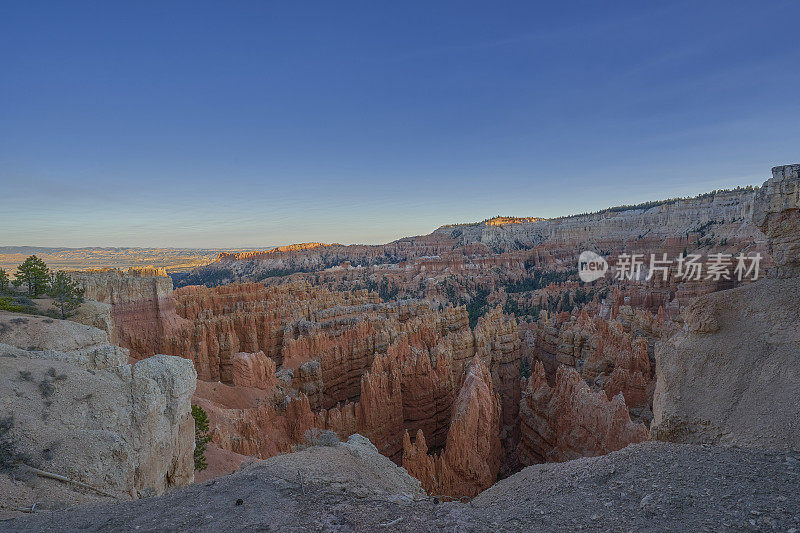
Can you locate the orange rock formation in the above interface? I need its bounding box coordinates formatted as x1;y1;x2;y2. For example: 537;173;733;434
517;362;649;465
402;358;501;498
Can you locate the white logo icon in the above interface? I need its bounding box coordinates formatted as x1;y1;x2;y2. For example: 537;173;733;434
578;251;608;283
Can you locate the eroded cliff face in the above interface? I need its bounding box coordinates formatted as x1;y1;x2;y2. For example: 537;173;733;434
175;186;767;339
522;306;672;423
185;187;763;286
402;358;501;498
517;362;649;464
187;296;514;472
436;188;760;249
753;164;800;278
70;268;183;356
652;164;800;449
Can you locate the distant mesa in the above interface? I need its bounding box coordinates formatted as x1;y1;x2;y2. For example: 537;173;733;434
217;242;341;261
485;216;547;226
438;216;547;230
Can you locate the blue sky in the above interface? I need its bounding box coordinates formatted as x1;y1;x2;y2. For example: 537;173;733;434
1;1;799;248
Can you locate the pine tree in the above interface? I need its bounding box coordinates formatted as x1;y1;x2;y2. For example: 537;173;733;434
0;269;8;294
14;256;50;297
192;405;211;471
48;271;85;319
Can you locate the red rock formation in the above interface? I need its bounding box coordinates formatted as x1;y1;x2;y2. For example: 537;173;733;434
351;354;405;460
179;291;519;478
70;269;186;354
394;337;455;450
517;362;648;465
402;358;501;498
474;308;521;474
85;268;649;489
65;176;783;492
525;307;664;415
165;283;378;380
231;351;276;390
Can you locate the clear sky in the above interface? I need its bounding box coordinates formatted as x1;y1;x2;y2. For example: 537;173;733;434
1;1;799;248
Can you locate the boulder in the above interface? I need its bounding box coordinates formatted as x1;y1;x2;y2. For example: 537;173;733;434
0;313;196;499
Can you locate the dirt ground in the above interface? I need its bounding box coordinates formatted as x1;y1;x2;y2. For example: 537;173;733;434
2;440;798;532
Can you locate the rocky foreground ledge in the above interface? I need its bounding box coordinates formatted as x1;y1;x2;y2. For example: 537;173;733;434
2;437;798;532
0;311;197;509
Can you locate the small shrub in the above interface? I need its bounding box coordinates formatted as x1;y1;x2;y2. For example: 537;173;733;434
14;296;34;308
0;297;26;313
0;296;37;315
192;404;211;471
38;379;55;398
0;416;27;470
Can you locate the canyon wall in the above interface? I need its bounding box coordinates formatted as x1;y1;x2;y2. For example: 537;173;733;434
435;188;761;250
186;295;514;478
652;164;800;449
184;186;765;291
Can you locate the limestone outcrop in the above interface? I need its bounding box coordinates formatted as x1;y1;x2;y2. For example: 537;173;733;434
652;164;800;449
184;186;763;290
0;312;128;370
436;187;761;251
0;313;196;499
752;164;800;278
